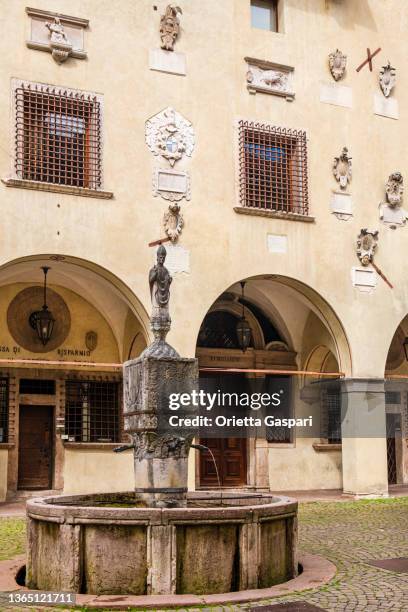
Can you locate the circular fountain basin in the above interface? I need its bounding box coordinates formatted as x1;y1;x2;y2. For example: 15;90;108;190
26;491;298;596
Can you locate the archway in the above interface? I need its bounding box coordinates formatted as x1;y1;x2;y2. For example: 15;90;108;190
0;254;149;497
195;275;350;491
384;322;408;485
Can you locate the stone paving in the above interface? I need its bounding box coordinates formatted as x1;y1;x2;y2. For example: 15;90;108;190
1;496;408;611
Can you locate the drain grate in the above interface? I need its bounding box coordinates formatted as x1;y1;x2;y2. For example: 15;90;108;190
367;557;408;573
252;603;325;611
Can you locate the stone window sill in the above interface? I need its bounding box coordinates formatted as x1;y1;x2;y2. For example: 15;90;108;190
63;442;120;450
234;206;315;223
2;178;113;200
0;443;14;449
313;443;342;452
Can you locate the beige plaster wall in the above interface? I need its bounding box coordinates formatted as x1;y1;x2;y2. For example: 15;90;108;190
63;449;133;494
269;439;342;491
0;450;8;501
1;0;405;495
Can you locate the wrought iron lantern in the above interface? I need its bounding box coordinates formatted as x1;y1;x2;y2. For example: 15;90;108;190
404;337;408;361
29;267;55;346
236;281;251;352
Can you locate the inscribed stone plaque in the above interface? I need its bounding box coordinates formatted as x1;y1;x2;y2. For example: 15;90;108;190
320;83;352;108
352;267;377;291
374;93;399;120
158;170;188;193
153;245;190;274
267;234;288;253
331;192;353;216
149;48;186;76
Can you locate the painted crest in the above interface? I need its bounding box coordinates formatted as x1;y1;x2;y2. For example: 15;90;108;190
145;107;195;166
329;49;347;81
379;62;396;98
85;330;98;352
163;203;184;242
356;229;378;266
333;147;352;189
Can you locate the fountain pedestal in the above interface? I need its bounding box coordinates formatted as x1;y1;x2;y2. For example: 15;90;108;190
124;354;198;508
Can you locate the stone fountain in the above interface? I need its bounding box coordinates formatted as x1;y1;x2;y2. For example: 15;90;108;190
25;245;298;596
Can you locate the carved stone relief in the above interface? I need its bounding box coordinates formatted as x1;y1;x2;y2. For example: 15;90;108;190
26;8;88;62
329;49;347;81
163;203;184;242
153;168;191;202
379;62;396;98
333;147;352;190
160;5;182;51
356;229;378;266
245;57;295;100
379;172;407;227
145;107;194;166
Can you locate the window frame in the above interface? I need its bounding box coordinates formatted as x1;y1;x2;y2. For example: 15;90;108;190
0;378;9;443
11;79;104;193
250;0;279;33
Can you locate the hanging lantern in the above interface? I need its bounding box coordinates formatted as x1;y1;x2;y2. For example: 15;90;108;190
29;267;55;346
236;281;251;352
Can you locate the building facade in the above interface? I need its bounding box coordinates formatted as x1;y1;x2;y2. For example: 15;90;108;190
0;0;407;501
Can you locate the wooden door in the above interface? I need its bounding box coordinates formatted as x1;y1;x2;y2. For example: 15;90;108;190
18;405;53;489
199;437;247;487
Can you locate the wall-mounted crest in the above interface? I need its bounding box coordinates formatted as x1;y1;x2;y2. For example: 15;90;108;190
160;5;182;51
45;17;73;63
145;107;195;166
379;62;396;98
163;203;184;242
356;229;378;266
85;330;98;352
379;172;407;227
329;49;347;81
333;147;352;189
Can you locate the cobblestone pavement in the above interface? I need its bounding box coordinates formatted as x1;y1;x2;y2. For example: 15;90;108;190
240;497;408;612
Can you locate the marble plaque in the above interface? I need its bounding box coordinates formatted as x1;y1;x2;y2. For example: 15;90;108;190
267;234;287;253
320;83;352;108
149;48;186;76
154;245;190;274
352;267;377;291
374;93;399;120
331;192;353;217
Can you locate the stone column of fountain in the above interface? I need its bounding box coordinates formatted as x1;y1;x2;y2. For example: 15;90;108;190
123;245;198;508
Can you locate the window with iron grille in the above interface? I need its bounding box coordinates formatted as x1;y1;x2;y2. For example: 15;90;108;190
0;378;9;443
14;82;102;189
265;376;293;443
238;120;308;215
321;386;342;444
65;381;120;443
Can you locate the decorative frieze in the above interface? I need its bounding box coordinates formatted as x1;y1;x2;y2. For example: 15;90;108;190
245;57;295;100
26;7;88;63
329;49;347;82
145;107;194;167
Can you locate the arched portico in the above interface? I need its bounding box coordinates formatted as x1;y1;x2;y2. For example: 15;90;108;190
0;254;149;501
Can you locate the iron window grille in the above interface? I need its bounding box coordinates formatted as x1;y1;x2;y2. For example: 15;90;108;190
321;387;342;444
19;379;56;395
0;378;9;443
65;380;120;443
15;82;102;189
238;120;309;215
